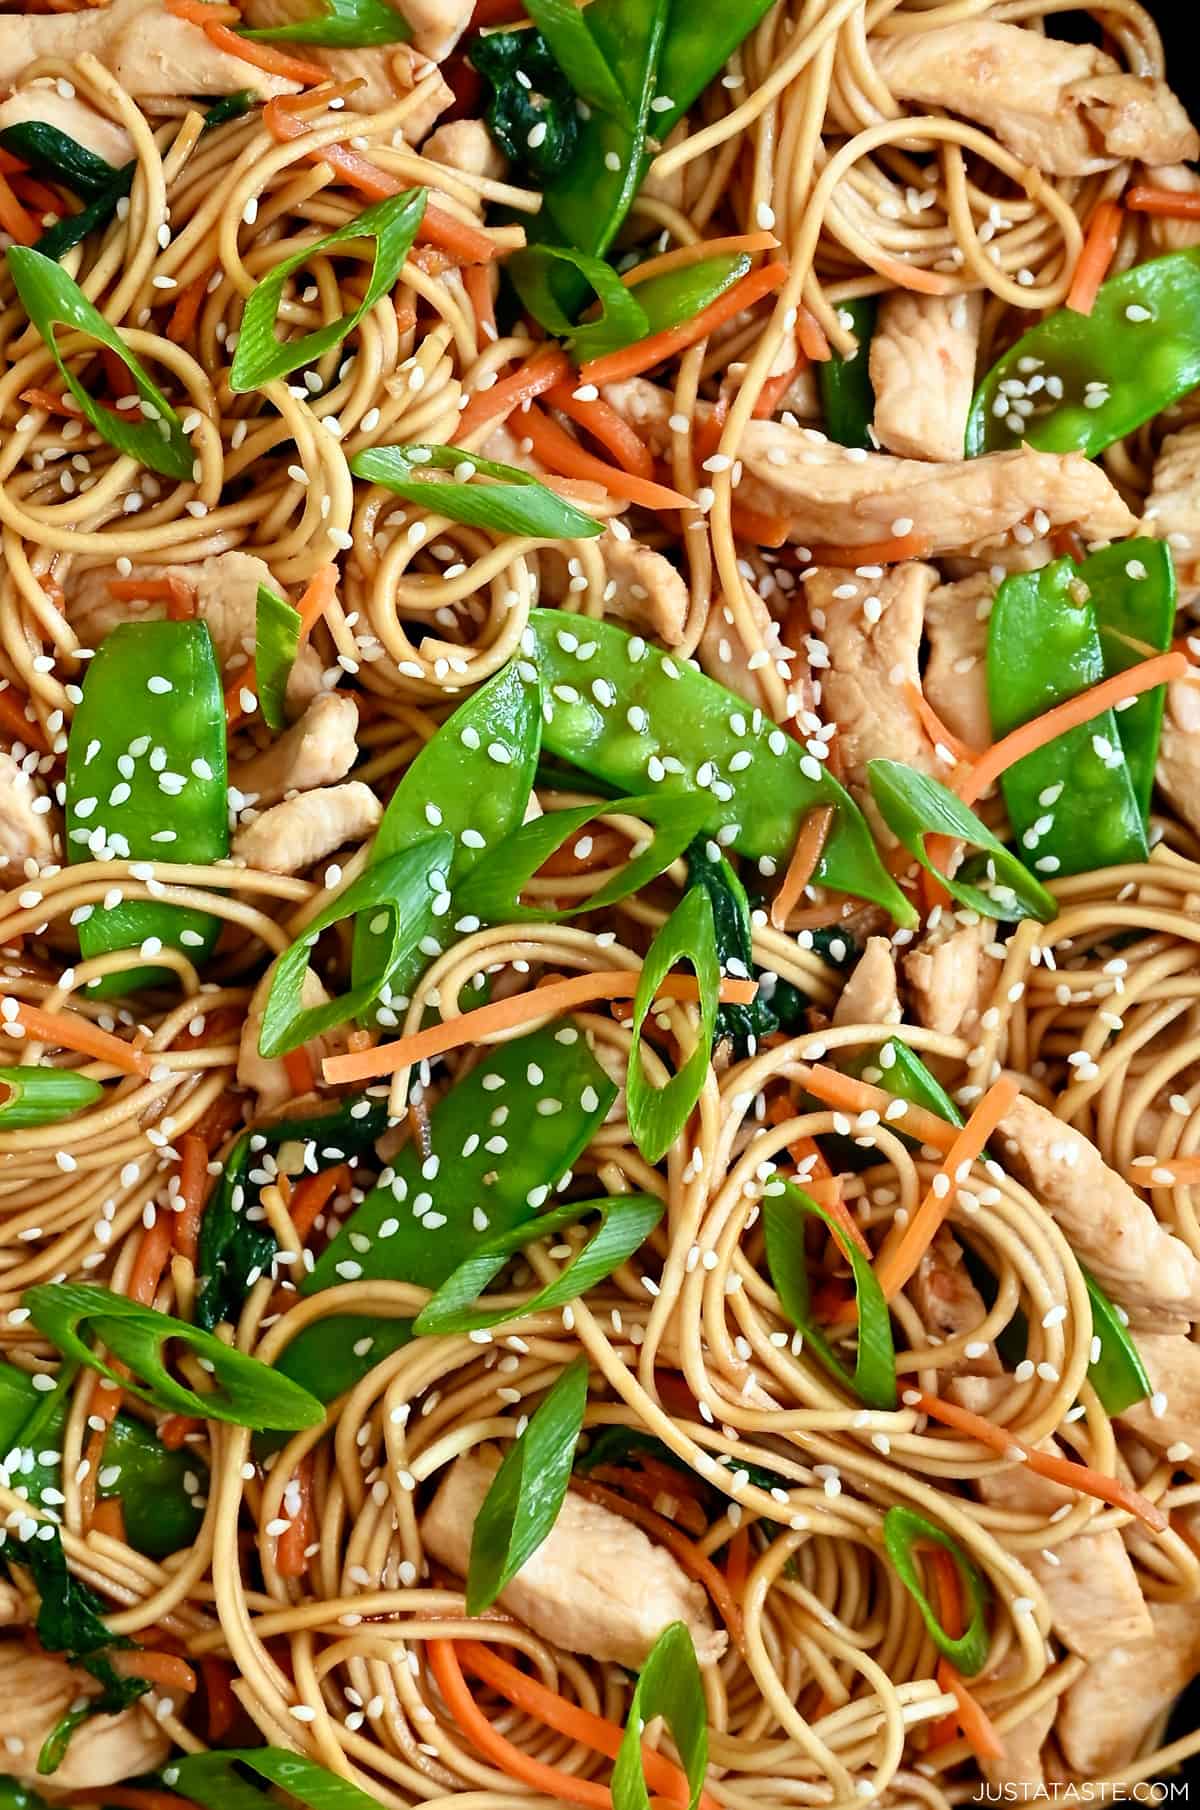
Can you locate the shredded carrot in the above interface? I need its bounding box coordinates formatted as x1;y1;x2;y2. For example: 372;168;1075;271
457;343;571;439
322;971;759;1084
729;504;793;547
108;574;197;622
111;1648;198;1694
464;262;496;344
579;263;789;387
1065;201;1123;315
925;1546;968;1747
0;172;38;246
457;1638;718;1809
873;256;953;296
101;348;139;413
13;175;62;217
524;403;695;511
796;305;833;362
724;1524;751;1595
0;149;25;176
19;384;82;420
159;1414;202;1450
223;657;254;730
129;1212;173;1307
955;651;1188;807
419;202;497;269
274;1453;314;1578
937;1662;1005;1764
912;1390;1167;1531
172;1131;210;1262
904;681;981;765
801;1063;957;1154
89;1496;126;1542
1125;1155;1200;1187
282;1045;316;1096
544;381;655;479
167;271;210;343
752;353;809;419
806;531;933;568
200;1657;238;1742
295;561;338;645
870;1077;1018;1303
165;0;240;19
264;93;396;198
0;684;50;753
288;1162;351;1243
770;805;836;930
204;21;327;83
1126;185;1200;219
8;1003;152;1078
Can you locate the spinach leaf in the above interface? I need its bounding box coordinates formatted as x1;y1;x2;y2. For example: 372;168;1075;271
685;836;806;1054
471;28;578;183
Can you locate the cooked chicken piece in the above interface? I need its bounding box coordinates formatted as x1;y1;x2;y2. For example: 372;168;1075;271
1116;1333;1200;1456
0;750;58;879
0;86;133;167
922;573;993;754
833;936;900;1028
722;331;821;424
241;0;453;127
600;533;689;646
422;118;507;181
943;538;1059;581
873;22;1198;177
230;695;358;807
0;1644;168;1801
696;591;778;709
238;960;339;1114
904;915;1001;1042
422;1450;725;1669
1000;1094;1200;1319
1141;162;1200;253
0;1581;27;1627
810;562;940;838
390;0;473;61
982;1689;1056;1791
233;782;382;876
1156;676;1200;840
1057;1601;1200;1774
909;1228;1001;1375
869;291;982;462
67;552;324;716
1142;425;1200;604
0;0;300;98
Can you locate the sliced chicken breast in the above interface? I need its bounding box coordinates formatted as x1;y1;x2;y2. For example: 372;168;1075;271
1057;1601;1200;1774
0;1645;168;1801
231;694;359;807
0;750;58;879
908;1228;1001;1375
869;291;981;462
0;0;300;98
903;915;1001;1043
233;782;382;876
833;936;900;1028
922;573;993;755
1142;424;1200;605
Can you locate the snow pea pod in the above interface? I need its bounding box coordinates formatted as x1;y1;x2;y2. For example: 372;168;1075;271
527;610;915;924
65;621;228;995
819;297;876;448
967;247;1200;457
987;559;1148;877
1083;537;1176;818
1083;1267;1152;1415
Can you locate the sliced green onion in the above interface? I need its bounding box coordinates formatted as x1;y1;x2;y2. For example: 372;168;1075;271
626;252;750;343
7;248;192;478
414;1194;662;1336
254;583;301;733
202;90;258;132
1083;1267;1152;1415
626;884;719;1165
762;1176;896;1410
867;758;1058;923
882;1505;990;1676
230;187;426;392
350;442;603;539
613;1621;708;1810
0;1067;102;1130
467;1355;588;1615
241;0;410;46
507;242;649;358
24;1283;324;1431
171;1748;386;1810
0;122;122;201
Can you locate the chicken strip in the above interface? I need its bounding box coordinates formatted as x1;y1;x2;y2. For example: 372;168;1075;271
233;782;382;876
0;1645;168;1801
695;591;778;708
423;119;508;182
982;1689;1056;1792
422;1450;725;1669
922;573;993;754
0;85;133;167
999;1093;1200;1319
0;750;58;880
873;22;1197;178
0;0;299;98
1117;1332;1200;1457
1057;1601;1200;1774
903;915;1001;1042
230;694;359;807
1142;424;1200;604
241;0;453;130
869;291;982;462
833;936;900;1028
541;532;689;646
908;1228;1001;1375
1156;675;1200;841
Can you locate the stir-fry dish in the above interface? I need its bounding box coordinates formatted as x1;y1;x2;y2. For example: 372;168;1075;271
4;0;1200;1804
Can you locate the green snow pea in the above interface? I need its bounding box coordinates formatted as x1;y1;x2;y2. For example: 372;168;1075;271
528;610;916;925
819;297;876;448
0;121;133;262
967;247;1200;457
1084;537;1176;818
987;559;1148;877
1083;1267;1152;1415
170;1748;388;1810
65;621;228;995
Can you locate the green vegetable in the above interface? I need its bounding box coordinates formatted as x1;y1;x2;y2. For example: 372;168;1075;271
626;885;718;1164
12;1522;148;1776
1083;1267;1152;1415
25;1284;324;1431
468;1356;588;1614
241;0;410;45
507;242;650;358
351;661;541;1016
867;759;1058;922
967;247;1200;458
761;1176;896;1410
523;0;636;122
0;1781;48;1809
65;621;228;994
0;1067;102;1129
613;1621;708;1810
882;1505;990;1676
986;560;1148;877
0;121;133;263
454;791;711;925
195;1093;388;1332
473;27;580;184
0;1358;201;1557
871;1040;963;1131
819;297;876;448
7;248;192;477
230;187;426;391
684;834;806;1054
201;90;258;132
530;610;916;924
254;584;301;733
414;1193;662;1335
626;254;751;342
350;442;603;539
1080;537;1176;818
170;1748;387;1810
258;838;452;1059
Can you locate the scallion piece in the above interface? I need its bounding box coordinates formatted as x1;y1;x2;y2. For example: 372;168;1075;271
613;1621;708;1810
882;1505;990;1675
0;1067;102;1130
254;583;301;733
626;884;719;1164
240;0;411;46
350;443;604;539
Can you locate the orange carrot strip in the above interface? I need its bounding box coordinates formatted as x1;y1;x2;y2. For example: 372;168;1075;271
729;503;792;547
13;176;63;217
19;385;82;420
0;150;26;176
297;561;338;642
1126;1155;1200;1186
172;1131;210;1261
904;681;981;764
9;1004;152;1078
419;201;497;268
806;531;933;568
165;0;240;19
159;1414;202;1450
201;1657;238;1742
288;1162;351;1243
937;1660;1005;1764
322;972;759;1084
523;403;694;511
806;1174;873;1262
129;1212;173;1306
724;1524;751;1595
956;652;1189;807
204;21;327;84
801;1063;957;1154
578;263;789;387
752;353;809;419
282;1045;315;1095
274;1452;314;1578
90;1496;126;1542
167;271;210;342
873;256;953;296
108;575;197;622
457;344;571;439
912;1390;1167;1532
0;684;50;753
796;306;832;362
1125;185;1200;219
1065;201;1123;316
770;804;835;930
620;232;779;289
111;1649;197;1694
0;172;38;246
464;262;496;343
543;381;655;479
